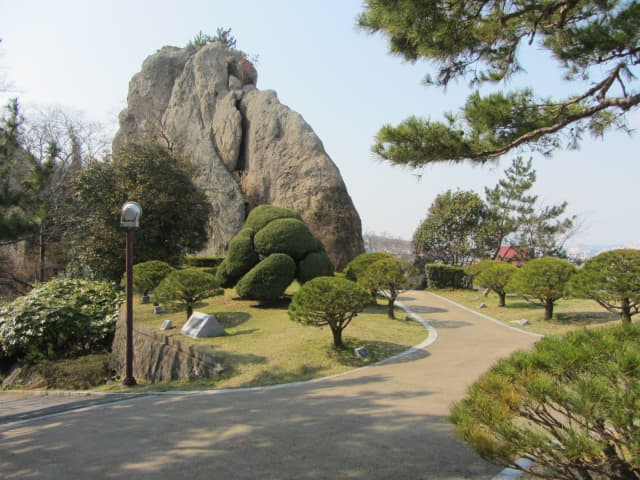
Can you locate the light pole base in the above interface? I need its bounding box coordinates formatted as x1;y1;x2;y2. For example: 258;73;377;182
122;377;137;387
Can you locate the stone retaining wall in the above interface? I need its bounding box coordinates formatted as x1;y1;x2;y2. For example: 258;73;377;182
111;309;224;383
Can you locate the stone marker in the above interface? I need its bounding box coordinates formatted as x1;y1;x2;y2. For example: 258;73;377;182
354;347;369;359
141;295;151;304
478;303;487;309
181;312;226;338
160;320;174;330
153;305;164;314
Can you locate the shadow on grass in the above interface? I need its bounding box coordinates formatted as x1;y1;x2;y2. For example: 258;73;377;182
555;311;619;325
326;339;422;367
215;311;250;329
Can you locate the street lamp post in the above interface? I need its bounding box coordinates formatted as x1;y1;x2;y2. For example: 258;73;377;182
120;201;142;387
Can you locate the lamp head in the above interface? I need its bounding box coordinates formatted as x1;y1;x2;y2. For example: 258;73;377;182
120;201;142;229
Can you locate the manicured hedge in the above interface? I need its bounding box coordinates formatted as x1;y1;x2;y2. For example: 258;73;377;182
425;264;473;289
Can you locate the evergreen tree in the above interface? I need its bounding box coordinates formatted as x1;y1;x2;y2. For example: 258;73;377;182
359;0;640;165
485;157;576;259
413;190;490;266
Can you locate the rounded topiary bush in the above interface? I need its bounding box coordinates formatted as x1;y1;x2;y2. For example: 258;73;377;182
254;218;317;260
132;260;175;295
225;227;259;278
244;205;302;232
297;251;335;284
344;252;394;282
236;253;297;304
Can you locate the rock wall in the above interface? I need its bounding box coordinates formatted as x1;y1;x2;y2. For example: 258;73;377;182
113;43;363;270
111;309;223;383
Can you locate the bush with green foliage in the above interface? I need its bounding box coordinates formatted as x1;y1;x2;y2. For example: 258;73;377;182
220;205;333;302
235;253;296;305
254;218;318;260
474;262;518;307
288;276;371;348
358;257;419;318
507;257;576;320
450;323;640;480
0;279;123;362
425;264;472;289
217;228;259;286
343;252;394;282
297;251;335;284
153;268;222;320
570;249;640;324
131;260;175;296
464;259;502;278
244;205;302;231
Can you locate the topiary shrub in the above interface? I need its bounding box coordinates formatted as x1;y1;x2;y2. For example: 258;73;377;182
132;260;175;296
153;268;223;320
254;218;318;260
297;251;335;284
344;252;394;282
220;205;334;303
506;257;576;320
224;227;260;279
0;279;123;363
244;205;302;232
289;276;371;348
425;264;473;289
236;253;296;304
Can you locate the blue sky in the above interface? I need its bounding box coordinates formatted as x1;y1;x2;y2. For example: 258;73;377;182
1;0;638;247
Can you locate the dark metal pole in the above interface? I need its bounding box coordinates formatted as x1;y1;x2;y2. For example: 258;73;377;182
123;229;137;386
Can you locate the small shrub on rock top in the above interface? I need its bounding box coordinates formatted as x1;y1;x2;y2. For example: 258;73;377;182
236;253;296;304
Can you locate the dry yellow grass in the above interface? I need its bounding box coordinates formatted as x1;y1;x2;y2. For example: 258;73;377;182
432;288;623;336
118;288;428;391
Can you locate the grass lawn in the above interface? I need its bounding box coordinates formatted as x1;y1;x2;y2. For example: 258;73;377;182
103;286;428;392
432;288;623;336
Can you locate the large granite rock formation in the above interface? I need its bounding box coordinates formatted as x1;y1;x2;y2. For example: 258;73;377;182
113;43;363;270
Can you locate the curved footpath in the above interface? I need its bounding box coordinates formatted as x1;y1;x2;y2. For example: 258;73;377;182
0;291;540;480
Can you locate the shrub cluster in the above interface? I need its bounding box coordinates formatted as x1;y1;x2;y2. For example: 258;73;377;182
217;205;334;304
0;279;123;363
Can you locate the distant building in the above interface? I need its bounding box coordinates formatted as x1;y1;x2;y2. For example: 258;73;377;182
495;246;528;266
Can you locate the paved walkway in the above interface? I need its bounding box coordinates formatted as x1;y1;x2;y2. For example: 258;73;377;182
0;291;539;479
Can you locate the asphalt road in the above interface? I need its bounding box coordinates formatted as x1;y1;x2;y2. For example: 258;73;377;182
0;291;540;479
